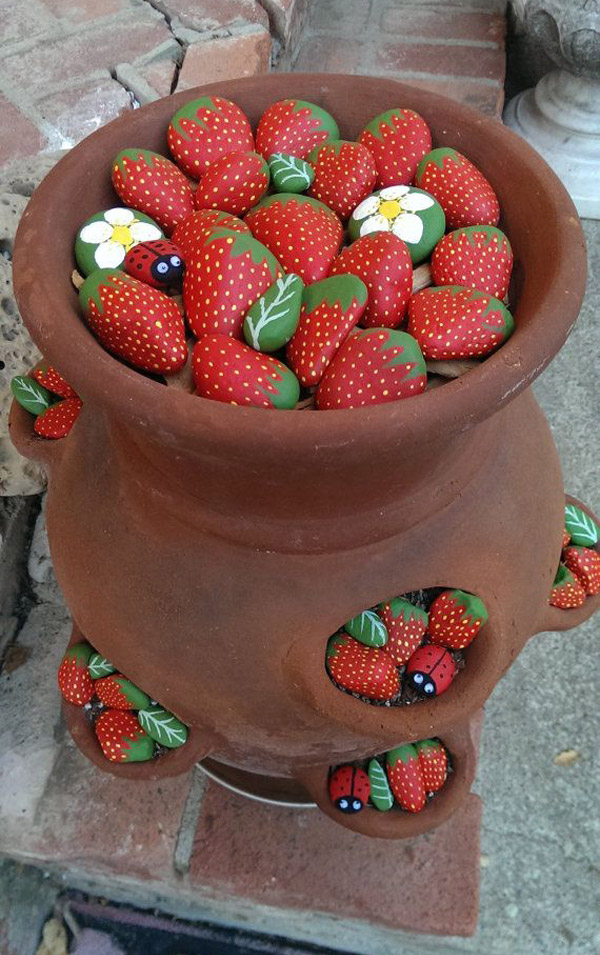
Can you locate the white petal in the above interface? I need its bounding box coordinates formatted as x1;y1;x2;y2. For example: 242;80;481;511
392;213;424;244
130;221;162;242
104;207;135;226
401;191;435;212
79;220;113;244
360;214;391;236
352;195;380;220
95;240;126;269
379;185;410;199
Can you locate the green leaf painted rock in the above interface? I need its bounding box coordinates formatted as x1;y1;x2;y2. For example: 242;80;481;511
243;273;303;352
138;705;188;749
11;376;53;416
345;609;388;647
88;653;117;680
348;185;445;264
565;503;599;547
368;758;394;811
268;153;315;193
75;207;163;276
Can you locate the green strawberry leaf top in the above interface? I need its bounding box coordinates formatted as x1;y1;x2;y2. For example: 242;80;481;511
79;269;130;315
259;361;300;410
243;273;303;352
416;739;442;756
445;286;514;339
368;758;394;811
386;743;418;768
565;503;599;547
268;153;314;193
288;99;340;139
450;224;511;253
205;229;282;276
63;642;94;666
363;108;410;140
121;732;155;762
11;376;53;415
380;596;428;628
248;193;337;216
302;274;367;316
345;609;388;648
553;563;578;587
308;139;353;160
138;705;188;748
170;95;223;138
416;147;463;177
448;589;489;625
379;329;427;380
113;148;166;176
88;653;116;679
326;632;350;664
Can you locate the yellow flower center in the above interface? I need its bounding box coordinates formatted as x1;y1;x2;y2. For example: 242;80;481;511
111;224;134;248
379;199;401;220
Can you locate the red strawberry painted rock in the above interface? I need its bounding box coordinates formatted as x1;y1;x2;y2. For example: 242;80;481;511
415;147;500;230
34;398;83;439
193;335;300;409
184;228;282;339
428;589;488;650
32;365;77;399
358;108;432;188
329;765;371;813
171;208;249;259
95;674;151;711
378;597;428;666
112;148;195;234
562;528;572;548
386;744;427;813
245;194;343;285
550;563;587;608
286;274;367;386
194;151;270;217
562;546;600;596
168;96;254;179
316;328;427;410
124;239;184;289
326;632;400;701
57;643;94;706
79;270;187;374
95;709;155;763
416;739;448;793
255;99;339;160
307;140;377;220
431;226;513;299
328;233;413;328
407;285;514;360
405;645;456;698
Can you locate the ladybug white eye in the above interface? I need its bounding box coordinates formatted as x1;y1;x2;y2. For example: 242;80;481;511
424;682;435;695
338;798;348;810
412;672;424;685
352;799;362;811
170;256;181;267
156;261;169;274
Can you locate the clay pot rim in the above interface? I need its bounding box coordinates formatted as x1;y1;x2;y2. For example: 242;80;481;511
13;72;586;454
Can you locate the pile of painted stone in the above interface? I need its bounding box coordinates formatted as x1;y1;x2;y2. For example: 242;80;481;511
67;95;514;411
11;365;81;439
326;588;487;705
329;738;449;815
57;642;188;763
550;503;600;609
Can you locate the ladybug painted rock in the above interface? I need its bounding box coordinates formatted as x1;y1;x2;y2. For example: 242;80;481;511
329;765;370;814
405;645;456;698
124;239;185;289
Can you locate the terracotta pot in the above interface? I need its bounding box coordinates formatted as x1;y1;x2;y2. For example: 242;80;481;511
9;74;598;840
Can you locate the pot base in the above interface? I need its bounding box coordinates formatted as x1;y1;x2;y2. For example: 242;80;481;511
198;758;316;808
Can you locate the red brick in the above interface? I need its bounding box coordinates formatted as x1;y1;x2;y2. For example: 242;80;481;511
190;784;482;937
380;9;506;45
152;0;268;32
0;97;45;166
1;0;58;43
401;77;505;118
375;41;506;83
292;35;364;73
35;76;131;145
135;59;179;99
261;0;309;45
176;28;271;92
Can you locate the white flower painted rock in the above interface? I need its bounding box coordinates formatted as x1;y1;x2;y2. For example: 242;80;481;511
75;207;163;276
348;186;445;264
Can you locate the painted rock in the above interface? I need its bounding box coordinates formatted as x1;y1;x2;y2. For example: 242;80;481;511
255;99;339;160
194;151;270;217
431;226;513;300
124;239;185;289
245;193;343;285
563;527;572;548
378;597;427;666
95;674;151;711
168;95;254;179
286;274;367;386
111;148;195;234
326;632;400;701
184;228;282;339
307;140;377;220
344;608;388;648
79;270;187;374
550;563;587;609
405;645;456;698
564;503;599;547
243;273;303;352
193;335;300;409
88;653;117;679
171;208;249;259
34;398;82;439
95;709;155;763
138;705;188;748
11;375;53;416
386;744;427;813
368;758;394;811
329;765;371;814
268;153;314;193
75;207;163;276
562;546;600;596
57;643;94;706
415;147;500;230
348;186;444;264
428;589;488;650
408;285;514;360
32;366;77;399
328;233;412;328
316;328;427;410
358;107;432;188
416;739;448;793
